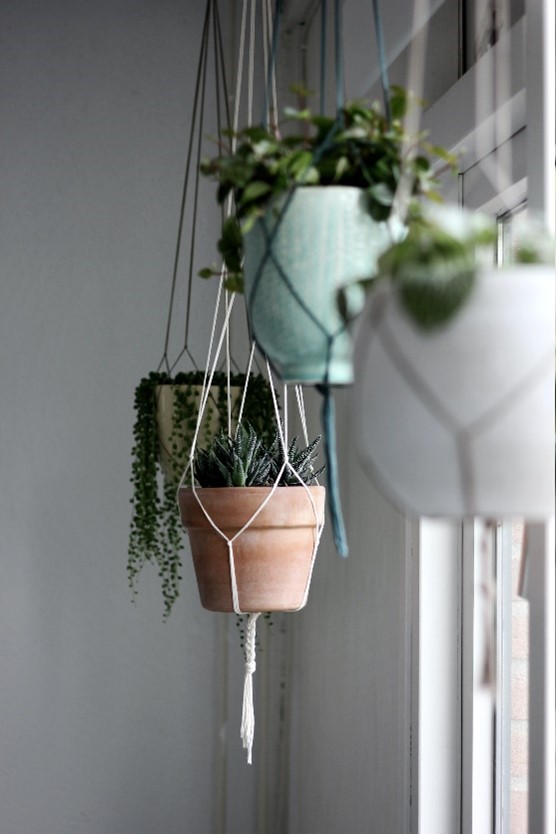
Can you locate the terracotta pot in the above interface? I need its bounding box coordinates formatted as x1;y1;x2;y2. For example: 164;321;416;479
179;486;326;612
352;265;554;518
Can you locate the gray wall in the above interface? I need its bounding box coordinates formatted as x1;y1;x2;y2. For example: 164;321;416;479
0;1;462;832
0;2;225;831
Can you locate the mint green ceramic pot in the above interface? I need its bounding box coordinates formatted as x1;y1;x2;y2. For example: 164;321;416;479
243;186;393;385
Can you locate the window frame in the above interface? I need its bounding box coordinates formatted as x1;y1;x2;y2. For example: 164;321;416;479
415;8;555;832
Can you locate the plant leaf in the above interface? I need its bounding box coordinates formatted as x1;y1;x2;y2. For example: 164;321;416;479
198;267;215;279
240;180;273;206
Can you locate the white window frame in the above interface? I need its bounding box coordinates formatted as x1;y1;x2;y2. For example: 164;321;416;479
414;3;555;831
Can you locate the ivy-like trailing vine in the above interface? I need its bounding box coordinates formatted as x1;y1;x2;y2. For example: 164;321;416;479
127;371;276;618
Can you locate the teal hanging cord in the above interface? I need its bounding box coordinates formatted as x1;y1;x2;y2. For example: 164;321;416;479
371;0;391;124
317;384;349;558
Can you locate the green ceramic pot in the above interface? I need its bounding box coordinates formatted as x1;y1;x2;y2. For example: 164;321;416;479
243;186;393;385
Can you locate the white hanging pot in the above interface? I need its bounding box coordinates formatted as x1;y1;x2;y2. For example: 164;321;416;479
243;186;394;385
352;264;554;518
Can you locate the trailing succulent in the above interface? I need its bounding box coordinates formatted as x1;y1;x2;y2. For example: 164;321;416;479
199;86;456;292
127;371;276;618
193;422;325;488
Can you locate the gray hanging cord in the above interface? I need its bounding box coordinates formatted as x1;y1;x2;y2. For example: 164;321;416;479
159;0;213;372
183;12;211;351
214;1;233;152
319;0;327;114
262;0;283;129
215;0;253;371
333;0;345;119
371;0;391;124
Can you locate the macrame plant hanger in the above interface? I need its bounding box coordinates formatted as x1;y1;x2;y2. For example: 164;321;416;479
157;0;249;398
178;0;325;765
365;0;538;694
243;0;395;559
156;0;270;471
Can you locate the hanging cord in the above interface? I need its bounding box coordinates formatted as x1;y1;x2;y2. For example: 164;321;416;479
319;0;327;114
241;612;261;764
333;0;345;119
246;220;349;556
246;2;352;556
390;0;429;224
371;0;391;124
262;0;270;115
231;0;249;142
248;0;256;123
235;341;257;433
157;0;244;376
158;0;213;372
214;2;234;169
265;0;279;125
262;0;283;129
316;384;348;557
182;365;323;765
181;350;324;764
182;18;212;355
295;384;310;446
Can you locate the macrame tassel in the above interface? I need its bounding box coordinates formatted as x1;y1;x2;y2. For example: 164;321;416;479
240;612;260;764
317;385;349;557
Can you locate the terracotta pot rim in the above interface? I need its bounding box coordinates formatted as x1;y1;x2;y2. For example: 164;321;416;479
179;484;326;530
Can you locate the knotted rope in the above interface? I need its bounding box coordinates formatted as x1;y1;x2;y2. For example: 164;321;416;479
240;612;261;763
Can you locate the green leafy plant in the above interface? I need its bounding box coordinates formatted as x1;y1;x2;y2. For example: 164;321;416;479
356;205;498;330
194;422;274;487
127;371;276;617
199;87;456;291
269;433;325;486
380;208;496;329
193;422;324;488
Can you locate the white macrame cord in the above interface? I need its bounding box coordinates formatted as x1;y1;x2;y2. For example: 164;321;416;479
176;0;325;766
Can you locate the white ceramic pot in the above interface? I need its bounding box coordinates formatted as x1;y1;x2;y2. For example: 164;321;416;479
352;265;554;518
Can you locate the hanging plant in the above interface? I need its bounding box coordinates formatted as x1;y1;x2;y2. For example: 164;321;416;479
199;89;456;352
180;421;325;613
180;420;326;763
199;86;455;555
127;371;276;617
349;206;555;518
200;87;454;293
339;203;499;330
